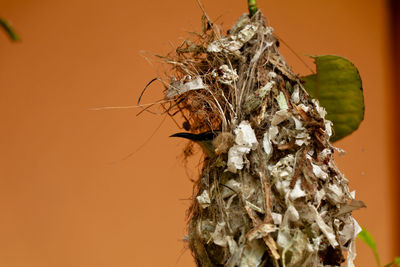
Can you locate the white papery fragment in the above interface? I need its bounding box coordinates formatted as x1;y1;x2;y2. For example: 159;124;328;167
318;148;332;162
227;121;258;173
295;132;309;146
346;218;362;267
271;109;290;126
353;218;362;236
268;125;279;144
271;213;283;225
225;238;241;267
276;92;289;110
227;236;239;255
311;163;329;180
238;24;258;42
270;155;294;179
312;99;327;118
307;155;329;180
337;217;355;246
309;205;338;247
241;173;257;199
268;71;277;79
259;81;274;96
289;179;306;200
207;24;258;53
293;116;303;129
307;236;322;253
247;223;278;241
275;179;291;197
270;155;295;196
212;222;228;246
262;131;273;158
234;121;258;149
197;190;211;208
207;38;241;53
212;65;239;84
166;77;207;99
291;84;300;104
239;240;266;267
347;240;357;267
298;104;310;113
315;189;326;207
264;26;274;35
227;145;251;173
325;120;333;137
333;146;347;155
277;227;291;250
326;183;344;203
285;205;300;222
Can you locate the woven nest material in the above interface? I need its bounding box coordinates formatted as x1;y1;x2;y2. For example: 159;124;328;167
160;11;364;267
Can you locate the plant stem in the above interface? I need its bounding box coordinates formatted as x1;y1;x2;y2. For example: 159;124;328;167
0;18;20;41
248;0;258;17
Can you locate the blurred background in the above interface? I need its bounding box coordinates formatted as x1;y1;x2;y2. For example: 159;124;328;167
0;0;398;266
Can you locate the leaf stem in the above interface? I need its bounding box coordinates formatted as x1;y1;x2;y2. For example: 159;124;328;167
248;0;258;17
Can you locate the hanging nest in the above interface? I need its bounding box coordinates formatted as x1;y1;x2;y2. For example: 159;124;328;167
159;10;364;267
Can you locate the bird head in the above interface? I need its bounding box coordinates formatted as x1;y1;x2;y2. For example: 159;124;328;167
170;131;219;157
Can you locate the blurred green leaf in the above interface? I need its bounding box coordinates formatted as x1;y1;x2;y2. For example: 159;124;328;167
358;228;381;267
384;257;400;267
0;17;20;41
302;55;364;142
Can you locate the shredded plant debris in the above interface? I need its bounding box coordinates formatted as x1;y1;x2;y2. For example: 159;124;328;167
160;10;364;267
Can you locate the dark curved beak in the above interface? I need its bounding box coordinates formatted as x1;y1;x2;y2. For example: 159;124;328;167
169;131;218;141
169;132;199;141
170;132;218;158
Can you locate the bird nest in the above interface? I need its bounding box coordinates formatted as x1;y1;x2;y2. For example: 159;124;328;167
158;10;364;267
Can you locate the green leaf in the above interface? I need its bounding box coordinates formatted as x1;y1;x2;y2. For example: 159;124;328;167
384;257;400;267
301;55;364;142
0;17;20;41
358;228;381;267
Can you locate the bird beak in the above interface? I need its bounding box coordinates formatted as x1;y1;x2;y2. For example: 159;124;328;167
169;132;217;158
169;132;198;141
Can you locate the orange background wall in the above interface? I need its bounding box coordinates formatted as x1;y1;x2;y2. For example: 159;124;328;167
0;0;396;266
